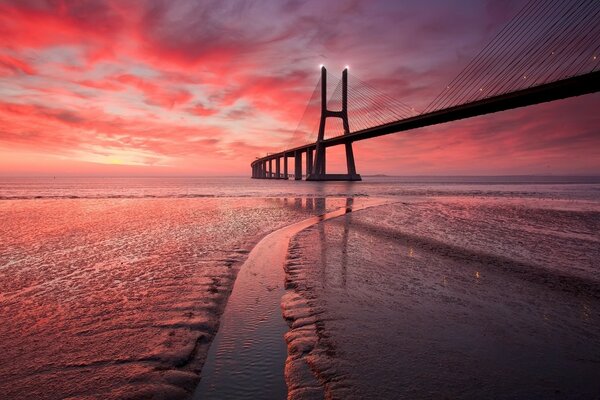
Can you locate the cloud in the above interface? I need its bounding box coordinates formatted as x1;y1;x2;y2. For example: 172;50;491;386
111;73;193;109
0;0;597;175
188;103;219;117
0;54;37;76
0;100;225;161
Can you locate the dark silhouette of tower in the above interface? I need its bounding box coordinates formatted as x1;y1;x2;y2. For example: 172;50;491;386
307;66;361;181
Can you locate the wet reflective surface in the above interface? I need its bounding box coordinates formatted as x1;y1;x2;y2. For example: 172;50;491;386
284;197;600;399
1;177;599;399
0;197;343;399
193;198;383;400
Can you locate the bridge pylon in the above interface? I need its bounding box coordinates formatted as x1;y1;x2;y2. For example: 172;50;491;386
306;66;361;181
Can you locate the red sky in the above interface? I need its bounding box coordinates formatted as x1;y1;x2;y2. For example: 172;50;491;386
0;0;598;176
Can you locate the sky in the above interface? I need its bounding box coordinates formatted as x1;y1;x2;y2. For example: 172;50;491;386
0;0;598;176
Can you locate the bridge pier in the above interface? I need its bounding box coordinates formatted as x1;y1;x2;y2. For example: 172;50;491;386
306;149;313;177
275;157;281;179
283;154;289;179
294;151;302;180
307;67;361;181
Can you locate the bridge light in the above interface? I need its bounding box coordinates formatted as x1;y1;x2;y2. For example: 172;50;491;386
479;88;483;91
594;55;597;60
344;65;349;71
319;64;324;69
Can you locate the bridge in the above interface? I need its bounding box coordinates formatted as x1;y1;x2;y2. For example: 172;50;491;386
251;0;600;181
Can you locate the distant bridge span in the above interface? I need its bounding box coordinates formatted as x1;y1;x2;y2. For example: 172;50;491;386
251;0;600;181
251;69;599;181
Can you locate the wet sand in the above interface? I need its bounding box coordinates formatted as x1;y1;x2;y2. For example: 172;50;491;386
193;197;389;399
2;189;599;399
283;197;600;399
0;197;346;399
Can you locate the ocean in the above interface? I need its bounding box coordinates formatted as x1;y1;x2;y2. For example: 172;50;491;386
1;175;600;200
0;176;599;399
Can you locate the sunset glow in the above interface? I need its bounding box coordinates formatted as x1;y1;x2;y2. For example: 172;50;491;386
1;2;600;399
0;0;598;176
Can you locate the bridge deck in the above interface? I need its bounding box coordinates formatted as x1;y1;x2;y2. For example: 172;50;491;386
252;71;599;167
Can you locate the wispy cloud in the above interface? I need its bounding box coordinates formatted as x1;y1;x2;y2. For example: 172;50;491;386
0;0;597;175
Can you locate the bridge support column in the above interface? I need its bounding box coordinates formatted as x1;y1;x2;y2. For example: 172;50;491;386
307;67;361;181
283;154;289;179
261;161;266;178
345;142;357;176
294;151;302;180
306;149;313;177
267;159;271;178
276;157;281;179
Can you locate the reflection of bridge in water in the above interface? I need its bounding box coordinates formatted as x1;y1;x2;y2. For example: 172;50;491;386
272;197;355;289
251;0;600;181
273;195;600;296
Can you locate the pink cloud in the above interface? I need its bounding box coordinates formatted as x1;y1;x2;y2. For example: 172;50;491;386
0;0;597;176
188;103;218;117
112;74;192;109
0;54;37;76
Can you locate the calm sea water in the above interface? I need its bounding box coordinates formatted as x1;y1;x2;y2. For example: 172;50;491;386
1;175;599;199
1;176;599;399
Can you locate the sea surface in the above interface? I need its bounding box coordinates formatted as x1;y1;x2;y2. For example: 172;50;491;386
1;175;600;200
0;176;599;399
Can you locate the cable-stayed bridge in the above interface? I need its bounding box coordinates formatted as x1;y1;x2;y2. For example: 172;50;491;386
251;0;600;181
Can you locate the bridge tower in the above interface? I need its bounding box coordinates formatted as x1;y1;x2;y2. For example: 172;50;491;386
307;66;361;181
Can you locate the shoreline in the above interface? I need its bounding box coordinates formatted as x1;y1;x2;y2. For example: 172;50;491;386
193;197;392;399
